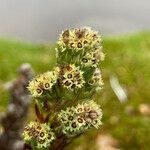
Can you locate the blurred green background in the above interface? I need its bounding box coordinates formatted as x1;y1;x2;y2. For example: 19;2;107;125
0;32;150;149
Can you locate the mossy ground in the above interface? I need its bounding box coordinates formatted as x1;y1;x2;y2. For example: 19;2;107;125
0;32;150;149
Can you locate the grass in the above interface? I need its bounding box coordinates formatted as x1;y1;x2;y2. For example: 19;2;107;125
0;32;150;149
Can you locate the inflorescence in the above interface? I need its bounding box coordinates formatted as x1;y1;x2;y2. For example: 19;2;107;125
28;68;59;97
57;27;101;52
58;100;102;136
23;122;55;149
23;27;105;149
59;64;85;91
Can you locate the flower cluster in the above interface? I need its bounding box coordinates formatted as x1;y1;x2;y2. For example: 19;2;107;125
28;68;59;97
59;64;85;91
22;122;55;149
57;27;101;52
24;27;105;149
58;100;102;136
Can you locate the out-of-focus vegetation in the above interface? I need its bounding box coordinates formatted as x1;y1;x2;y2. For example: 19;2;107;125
0;32;150;149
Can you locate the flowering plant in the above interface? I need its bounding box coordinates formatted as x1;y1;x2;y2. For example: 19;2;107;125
23;27;105;150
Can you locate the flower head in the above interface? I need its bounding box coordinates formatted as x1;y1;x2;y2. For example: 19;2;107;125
59;64;85;91
28;68;59;97
57;27;101;52
22;122;55;149
58;100;102;136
